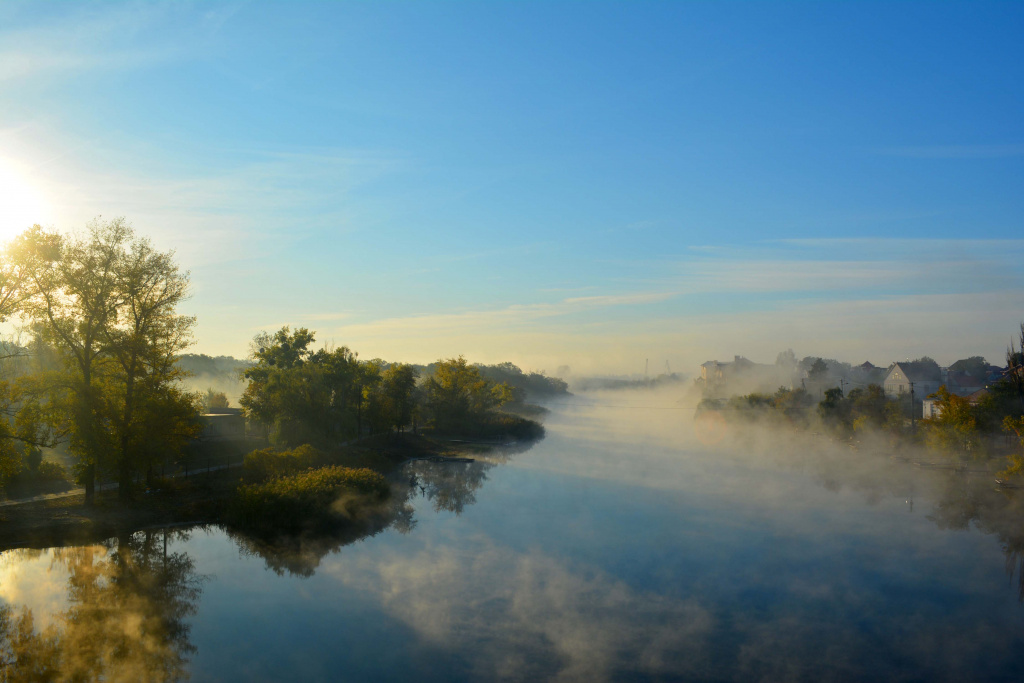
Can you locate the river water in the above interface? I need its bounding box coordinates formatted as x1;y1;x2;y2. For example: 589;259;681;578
3;392;1024;682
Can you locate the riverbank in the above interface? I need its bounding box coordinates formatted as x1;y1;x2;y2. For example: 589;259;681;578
0;432;499;550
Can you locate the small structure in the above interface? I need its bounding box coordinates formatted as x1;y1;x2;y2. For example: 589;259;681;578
200;408;246;441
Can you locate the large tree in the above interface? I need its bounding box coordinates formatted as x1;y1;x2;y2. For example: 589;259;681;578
13;219;199;501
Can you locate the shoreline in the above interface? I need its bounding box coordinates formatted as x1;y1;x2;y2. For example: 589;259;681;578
0;432;523;552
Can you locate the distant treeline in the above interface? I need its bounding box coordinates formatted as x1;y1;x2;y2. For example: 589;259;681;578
423;361;569;402
179;354;570;409
177;353;250;379
573;373;686;392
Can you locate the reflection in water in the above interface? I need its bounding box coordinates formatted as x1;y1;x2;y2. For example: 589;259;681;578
0;529;204;682
227;509;406;579
325;538;714;681
409;460;495;515
5;398;1024;681
227;445;533;578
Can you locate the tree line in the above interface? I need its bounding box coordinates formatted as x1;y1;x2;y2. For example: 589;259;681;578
239;326;543;447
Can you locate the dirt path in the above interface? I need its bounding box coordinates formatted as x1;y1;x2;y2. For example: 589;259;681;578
0;461;243;508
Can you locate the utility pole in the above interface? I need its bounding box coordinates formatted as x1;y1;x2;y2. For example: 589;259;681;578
909;380;916;430
838;378;848;397
644;358;649;379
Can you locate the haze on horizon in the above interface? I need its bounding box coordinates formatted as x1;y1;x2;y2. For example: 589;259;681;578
1;1;1022;375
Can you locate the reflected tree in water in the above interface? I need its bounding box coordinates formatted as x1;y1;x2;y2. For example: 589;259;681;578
410;460;495;515
0;528;204;682
228;485;417;578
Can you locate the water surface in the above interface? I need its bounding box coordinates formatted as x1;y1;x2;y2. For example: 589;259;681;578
3;394;1024;682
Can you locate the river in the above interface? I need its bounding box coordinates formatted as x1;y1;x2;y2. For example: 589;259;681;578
2;392;1024;682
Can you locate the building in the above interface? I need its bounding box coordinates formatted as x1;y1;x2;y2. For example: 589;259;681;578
200;408;246;441
882;361;942;402
698;356;787;396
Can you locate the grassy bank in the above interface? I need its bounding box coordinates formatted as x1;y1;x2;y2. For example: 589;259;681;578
0;430;536;550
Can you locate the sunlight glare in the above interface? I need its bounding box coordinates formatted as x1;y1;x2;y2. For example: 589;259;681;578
0;158;49;241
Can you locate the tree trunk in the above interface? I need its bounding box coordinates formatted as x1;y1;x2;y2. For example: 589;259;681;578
83;463;95;505
118;458;132;502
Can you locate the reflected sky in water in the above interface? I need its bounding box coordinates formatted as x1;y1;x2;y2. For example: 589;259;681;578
3;392;1024;681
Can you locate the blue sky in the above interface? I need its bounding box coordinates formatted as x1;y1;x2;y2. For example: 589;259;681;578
1;1;1022;373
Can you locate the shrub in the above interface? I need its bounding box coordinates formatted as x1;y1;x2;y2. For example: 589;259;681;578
36;461;67;482
242;444;323;483
231;466;389;535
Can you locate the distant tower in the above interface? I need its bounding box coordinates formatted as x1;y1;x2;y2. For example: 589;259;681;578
645;358;649;378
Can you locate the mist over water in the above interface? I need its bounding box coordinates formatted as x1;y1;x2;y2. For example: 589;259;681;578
4;389;1024;681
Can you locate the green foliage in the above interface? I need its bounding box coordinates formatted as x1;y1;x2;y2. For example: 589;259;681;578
242;444;324;483
474;362;569;400
998;416;1024;479
807;358;828;380
36;460;67;481
922;386;983;455
817;384;903;436
203;388;230;411
724;383;904;437
240;327;362;446
425;356;514;432
231;466;390;535
363;363;418;434
8;219;200;500
720;386;815;426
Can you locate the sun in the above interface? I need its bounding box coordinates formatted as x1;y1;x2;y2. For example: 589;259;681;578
0;158;50;241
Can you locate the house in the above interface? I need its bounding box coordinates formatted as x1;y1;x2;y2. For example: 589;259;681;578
698;356;786;396
852;361;886;386
944;371;984;397
883;361;942;401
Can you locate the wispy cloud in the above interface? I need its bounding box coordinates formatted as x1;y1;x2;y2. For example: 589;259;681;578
0;4;196;83
331;290;677;339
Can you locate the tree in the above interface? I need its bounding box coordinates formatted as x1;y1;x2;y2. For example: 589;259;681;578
425;357;512;431
808;358;828;380
1007;323;1024;411
912;356;941;371
13;219;199;501
776;349;797;367
203;388;230;411
922;386;980;455
240;327;362;445
818;387;849;429
378;363;418;434
13;222;126;501
102;231;199;498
